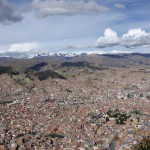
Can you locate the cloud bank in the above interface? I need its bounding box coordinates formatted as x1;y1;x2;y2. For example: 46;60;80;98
7;42;40;52
0;0;22;23
95;28;150;48
32;0;109;17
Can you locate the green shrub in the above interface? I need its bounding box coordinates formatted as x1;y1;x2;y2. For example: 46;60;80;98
132;136;150;150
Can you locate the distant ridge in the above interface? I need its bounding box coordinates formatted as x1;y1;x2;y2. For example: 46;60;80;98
0;50;150;59
0;53;150;70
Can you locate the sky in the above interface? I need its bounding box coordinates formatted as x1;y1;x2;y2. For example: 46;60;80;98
0;0;150;56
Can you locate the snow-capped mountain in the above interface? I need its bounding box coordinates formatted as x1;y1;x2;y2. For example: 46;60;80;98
0;49;132;59
0;51;87;59
36;52;80;57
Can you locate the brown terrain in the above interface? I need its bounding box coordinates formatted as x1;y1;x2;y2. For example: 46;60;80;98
0;53;150;150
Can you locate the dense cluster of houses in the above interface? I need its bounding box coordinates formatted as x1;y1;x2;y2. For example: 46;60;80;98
0;68;150;149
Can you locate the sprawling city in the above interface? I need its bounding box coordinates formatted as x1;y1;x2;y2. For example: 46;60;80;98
0;53;150;149
0;0;150;149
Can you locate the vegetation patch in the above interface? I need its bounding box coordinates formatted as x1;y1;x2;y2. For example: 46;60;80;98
35;70;66;81
107;109;131;125
0;66;12;75
132;136;150;150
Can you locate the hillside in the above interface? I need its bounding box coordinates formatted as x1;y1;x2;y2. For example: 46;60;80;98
0;53;150;72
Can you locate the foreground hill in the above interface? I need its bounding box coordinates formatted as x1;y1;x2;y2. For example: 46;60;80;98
0;64;150;149
0;53;150;149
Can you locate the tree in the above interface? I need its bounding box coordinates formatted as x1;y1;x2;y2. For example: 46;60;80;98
132;136;150;150
106;116;109;122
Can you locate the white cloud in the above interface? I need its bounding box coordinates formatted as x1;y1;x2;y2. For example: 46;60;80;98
111;50;132;54
95;28;120;48
114;3;126;9
0;0;22;23
32;0;109;17
95;28;150;48
122;28;150;48
7;42;40;52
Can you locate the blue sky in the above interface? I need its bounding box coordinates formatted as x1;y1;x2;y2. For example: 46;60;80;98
0;0;150;55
